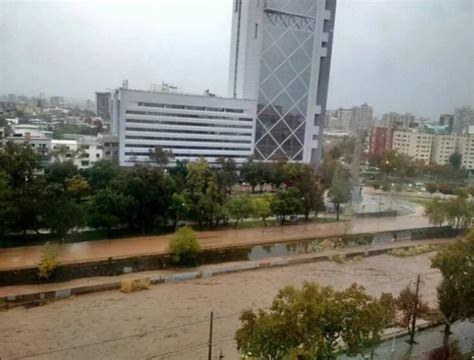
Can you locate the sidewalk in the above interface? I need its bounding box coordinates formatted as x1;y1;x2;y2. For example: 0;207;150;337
0;238;450;303
0;210;431;271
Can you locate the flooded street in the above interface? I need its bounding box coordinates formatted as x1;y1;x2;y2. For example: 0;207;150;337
0;203;430;271
0;253;442;360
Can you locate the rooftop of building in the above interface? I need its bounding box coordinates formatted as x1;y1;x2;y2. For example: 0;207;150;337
115;87;256;103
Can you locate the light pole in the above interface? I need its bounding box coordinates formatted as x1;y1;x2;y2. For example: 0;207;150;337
175;202;185;232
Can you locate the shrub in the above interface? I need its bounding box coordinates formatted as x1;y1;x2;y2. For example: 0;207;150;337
389;245;438;257
169;226;201;265
120;278;150;293
372;181;382;190
425;182;438;194
37;242;59;279
352;255;364;262
329;254;346;263
438;184;454;195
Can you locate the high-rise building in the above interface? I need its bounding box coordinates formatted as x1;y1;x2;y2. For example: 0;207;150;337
382;112;417;129
352;103;373;130
228;0;337;166
439;114;454;133
452;107;474;134
96;92;111;120
49;96;64;107
335;107;353;131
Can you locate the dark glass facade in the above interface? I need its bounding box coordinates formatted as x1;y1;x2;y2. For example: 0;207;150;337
254;0;317;160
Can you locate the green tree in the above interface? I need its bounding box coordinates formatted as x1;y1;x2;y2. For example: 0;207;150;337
423;199;447;226
448;152;462;170
83;159;120;190
328;165;351;220
432;233;474;345
46;161;79;184
216;156;238;195
226;195;254;228
168;159;188;192
235;282;395;360
149;145;174;168
270;187;303;225
169;226;201;265
0;141;43;235
42;183;85;238
0;171;12;236
395;283;430;345
290;165;325;220
114;164;175;232
444;194;472;228
240;157;262;193
184;158;224;229
318;158;339;188
65;174;91;201
252;194;273;226
87;188;135;236
0;140;39;187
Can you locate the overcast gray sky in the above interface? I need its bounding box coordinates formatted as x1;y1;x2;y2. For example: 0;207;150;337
1;0;473;119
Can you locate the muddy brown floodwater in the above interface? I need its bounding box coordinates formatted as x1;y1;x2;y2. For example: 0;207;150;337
0;253;441;360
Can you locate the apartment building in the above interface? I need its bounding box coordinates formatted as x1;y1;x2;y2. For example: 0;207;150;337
392;131;433;164
369;127;394;156
456;134;474;170
431;134;457;165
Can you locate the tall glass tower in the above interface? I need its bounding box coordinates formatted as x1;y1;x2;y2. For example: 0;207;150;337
228;0;336;166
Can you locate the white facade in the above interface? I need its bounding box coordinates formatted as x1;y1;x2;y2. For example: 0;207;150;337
392;131;433;164
431;134;457;165
111;88;257;166
455;135;474;170
228;0;337;165
51;136;104;169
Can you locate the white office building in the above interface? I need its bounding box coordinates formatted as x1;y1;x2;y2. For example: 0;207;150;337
228;0;337;165
110;88;257;166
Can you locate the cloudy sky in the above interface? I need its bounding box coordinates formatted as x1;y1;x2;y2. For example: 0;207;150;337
1;0;473;119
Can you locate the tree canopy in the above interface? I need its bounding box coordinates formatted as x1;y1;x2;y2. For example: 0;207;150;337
235;282;395;360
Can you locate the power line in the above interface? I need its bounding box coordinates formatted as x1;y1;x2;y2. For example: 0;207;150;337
10;312;241;360
143;337;236;360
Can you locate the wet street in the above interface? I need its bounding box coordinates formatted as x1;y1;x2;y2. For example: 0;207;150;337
0;202;431;271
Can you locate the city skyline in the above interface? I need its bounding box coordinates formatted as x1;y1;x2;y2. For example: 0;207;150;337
1;0;473;120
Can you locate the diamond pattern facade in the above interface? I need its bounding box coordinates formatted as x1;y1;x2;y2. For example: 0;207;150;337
255;1;317;161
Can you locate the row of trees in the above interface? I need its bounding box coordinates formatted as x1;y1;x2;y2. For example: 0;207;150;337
0;142;352;240
235;234;474;359
424;188;474;228
368;149;468;183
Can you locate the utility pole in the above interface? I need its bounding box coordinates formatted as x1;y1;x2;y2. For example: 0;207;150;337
208;311;214;360
409;275;421;345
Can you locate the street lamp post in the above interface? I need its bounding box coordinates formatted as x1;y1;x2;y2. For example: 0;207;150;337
175;202;185;232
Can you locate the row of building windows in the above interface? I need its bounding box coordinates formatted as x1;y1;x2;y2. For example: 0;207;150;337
124;136;251;144
125;151;249;157
125;119;253;130
125;110;253;122
124;127;251;137
136;102;245;114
